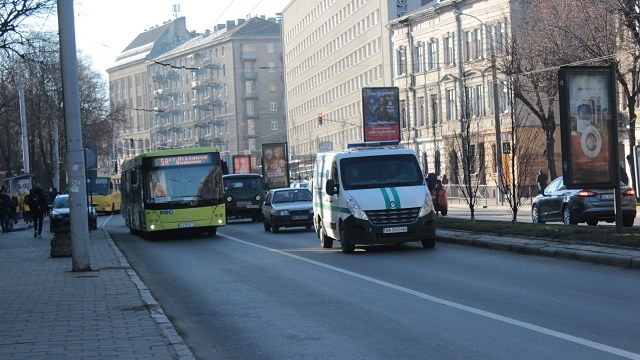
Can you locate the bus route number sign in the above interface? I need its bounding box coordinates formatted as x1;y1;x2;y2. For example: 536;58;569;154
154;154;213;167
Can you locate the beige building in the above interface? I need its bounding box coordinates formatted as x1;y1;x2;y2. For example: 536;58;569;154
282;0;427;178
108;16;285;173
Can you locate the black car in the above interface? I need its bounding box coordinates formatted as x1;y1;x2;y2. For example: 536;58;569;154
262;188;313;233
531;176;636;227
50;194;98;231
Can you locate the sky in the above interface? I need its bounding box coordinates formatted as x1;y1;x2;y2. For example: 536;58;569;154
69;0;291;78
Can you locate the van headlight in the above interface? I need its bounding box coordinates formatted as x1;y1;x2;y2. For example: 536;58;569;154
346;196;368;221
418;191;434;217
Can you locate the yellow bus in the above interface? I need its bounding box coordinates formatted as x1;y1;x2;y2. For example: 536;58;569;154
121;147;226;236
87;174;121;214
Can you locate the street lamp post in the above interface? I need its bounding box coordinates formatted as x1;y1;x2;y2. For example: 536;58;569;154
454;6;504;202
455;9;469;186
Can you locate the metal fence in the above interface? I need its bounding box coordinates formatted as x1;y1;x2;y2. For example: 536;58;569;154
443;184;534;207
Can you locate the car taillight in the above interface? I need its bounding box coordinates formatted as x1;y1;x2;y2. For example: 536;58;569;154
623;188;636;197
576;190;597;197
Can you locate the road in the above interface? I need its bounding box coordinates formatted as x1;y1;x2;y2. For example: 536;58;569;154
104;215;640;360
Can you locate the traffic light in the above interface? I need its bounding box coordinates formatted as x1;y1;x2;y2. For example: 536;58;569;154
318;113;323;125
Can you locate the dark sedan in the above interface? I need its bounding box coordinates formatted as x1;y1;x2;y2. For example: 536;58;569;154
531;176;636;227
262;188;313;233
50;194;98;231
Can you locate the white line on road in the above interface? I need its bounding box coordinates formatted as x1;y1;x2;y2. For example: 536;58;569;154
221;233;640;360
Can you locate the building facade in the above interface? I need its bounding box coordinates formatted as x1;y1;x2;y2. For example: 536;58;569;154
108;16;286;173
282;0;427;178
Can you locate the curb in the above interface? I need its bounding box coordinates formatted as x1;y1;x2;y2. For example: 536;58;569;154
103;229;196;360
436;229;640;269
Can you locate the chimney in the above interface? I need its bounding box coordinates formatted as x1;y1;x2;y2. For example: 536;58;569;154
226;20;235;29
237;19;245;25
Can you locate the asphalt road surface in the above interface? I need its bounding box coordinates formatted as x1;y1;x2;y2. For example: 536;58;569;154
104;215;640;360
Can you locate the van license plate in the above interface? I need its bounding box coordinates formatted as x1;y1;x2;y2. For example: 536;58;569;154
178;222;196;228
383;226;407;234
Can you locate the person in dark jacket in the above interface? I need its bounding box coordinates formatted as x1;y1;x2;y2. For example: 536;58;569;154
0;186;12;233
28;183;48;238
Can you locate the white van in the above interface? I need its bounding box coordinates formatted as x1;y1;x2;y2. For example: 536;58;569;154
312;143;436;253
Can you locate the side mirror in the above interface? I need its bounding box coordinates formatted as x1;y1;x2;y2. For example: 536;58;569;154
325;179;338;196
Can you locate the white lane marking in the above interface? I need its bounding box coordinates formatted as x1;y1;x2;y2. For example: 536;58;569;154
99;214;114;228
220;233;640;360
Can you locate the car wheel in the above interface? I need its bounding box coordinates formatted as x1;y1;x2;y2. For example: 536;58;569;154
623;217;634;227
339;227;355;254
562;206;577;225
271;221;279;233
263;220;271;232
586;220;598;226
532;205;544;224
319;224;333;248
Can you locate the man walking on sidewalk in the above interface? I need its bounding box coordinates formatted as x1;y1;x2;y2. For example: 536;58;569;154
28;183;48;238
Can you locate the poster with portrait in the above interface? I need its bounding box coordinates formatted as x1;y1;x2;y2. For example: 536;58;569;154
559;66;618;188
362;87;401;143
232;155;251;174
261;143;289;189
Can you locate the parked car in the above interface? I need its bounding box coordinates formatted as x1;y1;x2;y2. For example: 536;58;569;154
290;180;310;189
262;188;313;233
531;176;636;227
50;194;98;231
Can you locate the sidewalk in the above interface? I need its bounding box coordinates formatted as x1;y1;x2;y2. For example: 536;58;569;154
439;203;640;269
0;222;194;359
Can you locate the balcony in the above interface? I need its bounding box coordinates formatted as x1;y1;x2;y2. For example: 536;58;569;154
244;112;259;119
244;92;258;100
241;52;257;61
242;71;257;81
210;98;223;108
153;89;166;99
191;99;208;109
191;80;206;90
152;72;166;83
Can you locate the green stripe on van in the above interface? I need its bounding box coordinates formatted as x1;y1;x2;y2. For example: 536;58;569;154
390;187;401;208
379;188;391;209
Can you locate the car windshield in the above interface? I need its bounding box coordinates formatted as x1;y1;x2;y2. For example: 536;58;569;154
224;177;264;191
272;189;312;203
53;197;69;209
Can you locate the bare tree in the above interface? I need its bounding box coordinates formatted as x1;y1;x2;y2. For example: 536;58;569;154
0;0;56;58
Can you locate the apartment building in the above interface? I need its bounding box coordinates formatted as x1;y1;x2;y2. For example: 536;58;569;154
282;0;427;178
108;16;285;172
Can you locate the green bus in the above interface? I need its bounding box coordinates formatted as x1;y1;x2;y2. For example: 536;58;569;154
121;147;226;236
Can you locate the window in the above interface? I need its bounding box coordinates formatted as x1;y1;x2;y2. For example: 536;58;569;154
475;85;485;117
396;46;406;76
417;96;425;127
431;94;438;125
427;41;437;69
414;44;424;73
444;35;455;65
268;62;276;73
270;101;278;111
267;43;275;53
269;81;277;92
445;89;456;120
271;119;278;130
221;46;225;57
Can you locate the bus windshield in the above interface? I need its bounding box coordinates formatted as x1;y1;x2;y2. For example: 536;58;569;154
147;165;223;204
340;154;424;190
87;178;110;195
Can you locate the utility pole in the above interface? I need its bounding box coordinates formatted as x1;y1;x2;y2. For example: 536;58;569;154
18;79;30;175
57;0;91;271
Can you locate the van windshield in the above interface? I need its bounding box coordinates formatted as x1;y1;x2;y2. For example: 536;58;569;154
223;177;264;191
340;154;424;190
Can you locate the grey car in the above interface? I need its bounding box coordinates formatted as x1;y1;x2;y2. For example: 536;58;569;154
531;176;636;227
50;194;98;231
262;188;313;233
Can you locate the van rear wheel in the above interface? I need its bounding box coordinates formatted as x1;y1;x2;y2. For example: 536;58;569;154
319;224;333;248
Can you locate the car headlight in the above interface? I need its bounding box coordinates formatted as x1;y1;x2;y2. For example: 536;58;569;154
276;210;290;216
346;196;368;221
419;191;434;217
51;212;63;219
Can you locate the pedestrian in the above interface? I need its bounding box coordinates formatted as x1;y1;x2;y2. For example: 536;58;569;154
441;174;449;185
10;192;19;230
536;170;548;194
0;186;12;232
28;183;48;238
21;191;32;226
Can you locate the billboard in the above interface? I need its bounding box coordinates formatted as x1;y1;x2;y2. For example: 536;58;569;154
558;66;618;188
261;142;289;189
362;87;401;142
318;141;333;153
232;155;251;174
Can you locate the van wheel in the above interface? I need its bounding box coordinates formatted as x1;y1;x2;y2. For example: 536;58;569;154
271;222;279;233
263;220;271;232
340;228;355;254
421;238;436;249
320;226;333;248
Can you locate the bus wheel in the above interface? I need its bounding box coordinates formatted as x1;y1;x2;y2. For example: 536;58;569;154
207;227;217;236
